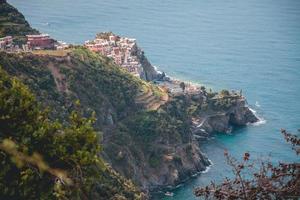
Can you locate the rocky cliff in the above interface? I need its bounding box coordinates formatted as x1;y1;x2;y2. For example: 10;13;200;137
0;1;258;196
0;49;211;193
0;50;258;194
134;47;163;81
0;51;258;195
191;92;258;138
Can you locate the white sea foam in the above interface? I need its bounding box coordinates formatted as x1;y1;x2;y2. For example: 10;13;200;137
248;107;266;126
153;65;163;74
190;159;213;178
201;159;213;174
255;101;261;107
41;22;50;26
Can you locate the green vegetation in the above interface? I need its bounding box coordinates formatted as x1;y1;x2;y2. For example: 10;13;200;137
196;89;241;112
106;94;193;170
0;47;145;125
0;0;256;195
0;47;245;190
32;50;71;57
0;68;143;199
70;47;143;114
0;47;181;187
0;0;39;44
148;153;161;168
96;32;119;41
220;89;230;97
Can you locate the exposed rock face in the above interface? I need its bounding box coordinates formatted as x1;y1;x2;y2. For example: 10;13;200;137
135;47;163;81
0;49;258;195
203;114;231;133
0;50;210;194
104;94;258;192
193;97;259;136
229;99;258;125
106;139;210;192
147;142;210;191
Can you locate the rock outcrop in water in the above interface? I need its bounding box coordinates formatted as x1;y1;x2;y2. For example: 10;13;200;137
191;92;258;138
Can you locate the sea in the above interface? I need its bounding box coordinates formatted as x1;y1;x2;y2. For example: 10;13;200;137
8;0;300;199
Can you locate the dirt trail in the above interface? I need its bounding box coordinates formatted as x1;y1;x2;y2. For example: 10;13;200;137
47;62;68;93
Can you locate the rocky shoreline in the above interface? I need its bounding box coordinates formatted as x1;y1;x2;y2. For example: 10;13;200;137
144;70;259;196
0;2;263;199
85;33;259;194
1;20;259;197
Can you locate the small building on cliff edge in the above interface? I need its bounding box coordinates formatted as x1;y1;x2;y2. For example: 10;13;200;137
26;34;55;50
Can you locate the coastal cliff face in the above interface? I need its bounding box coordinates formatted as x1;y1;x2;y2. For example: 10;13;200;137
134;47;162;81
0;1;258;196
103;94;213;191
0;48;258;193
229;99;258;126
0;50;211;193
105;129;210;191
200;105;257;134
191;93;258;137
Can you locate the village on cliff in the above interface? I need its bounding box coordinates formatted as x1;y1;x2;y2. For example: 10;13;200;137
1;32;206;93
0;32;145;78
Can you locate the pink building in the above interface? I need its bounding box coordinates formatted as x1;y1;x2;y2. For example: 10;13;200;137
26;34;54;50
85;43;102;52
114;55;122;65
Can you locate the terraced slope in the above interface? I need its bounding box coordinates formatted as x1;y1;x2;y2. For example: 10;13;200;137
135;83;169;110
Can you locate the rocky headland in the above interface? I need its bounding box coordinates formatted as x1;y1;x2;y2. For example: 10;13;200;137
0;48;258;196
0;1;259;198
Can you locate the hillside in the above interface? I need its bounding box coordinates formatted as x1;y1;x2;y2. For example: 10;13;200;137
0;49;211;191
0;48;258;192
0;0;258;197
0;0;39;44
0;48;167;125
0;68;144;200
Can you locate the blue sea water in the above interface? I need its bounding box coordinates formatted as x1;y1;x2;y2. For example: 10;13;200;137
8;0;300;199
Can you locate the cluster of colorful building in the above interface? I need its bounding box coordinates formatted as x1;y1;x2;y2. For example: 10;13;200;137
84;33;144;77
0;34;68;52
1;32;145;77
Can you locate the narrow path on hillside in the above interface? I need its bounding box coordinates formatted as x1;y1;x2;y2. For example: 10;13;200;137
47;62;68;93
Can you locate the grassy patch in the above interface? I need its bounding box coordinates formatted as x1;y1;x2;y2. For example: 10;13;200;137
32;50;71;57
